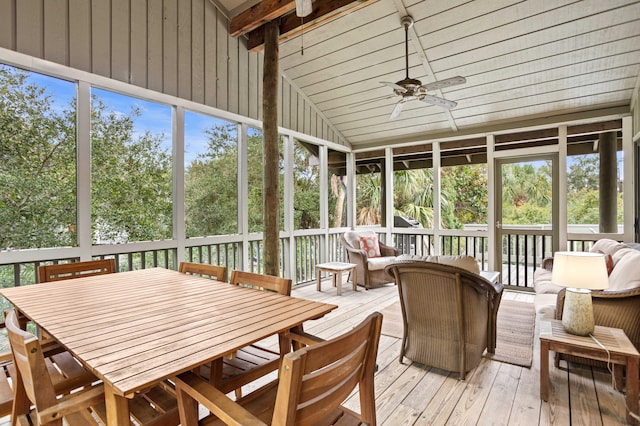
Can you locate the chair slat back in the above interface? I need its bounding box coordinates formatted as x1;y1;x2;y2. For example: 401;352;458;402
229;270;292;296
272;312;382;426
179;262;227;282
5;310;58;414
37;259;116;283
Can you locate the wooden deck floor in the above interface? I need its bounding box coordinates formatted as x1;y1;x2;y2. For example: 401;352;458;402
0;276;632;425
287;277;632;426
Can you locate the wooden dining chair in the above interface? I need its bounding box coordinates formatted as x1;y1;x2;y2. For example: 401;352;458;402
0;323;94;419
1;255;108;420
37;258;116;283
5;309;180;426
198;270;292;398
179;261;227;282
175;312;382;426
35;258;117;343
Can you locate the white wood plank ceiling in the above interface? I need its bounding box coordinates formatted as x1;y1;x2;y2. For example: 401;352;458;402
229;0;640;148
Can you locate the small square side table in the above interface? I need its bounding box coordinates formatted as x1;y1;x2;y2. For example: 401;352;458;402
316;262;357;296
540;319;639;425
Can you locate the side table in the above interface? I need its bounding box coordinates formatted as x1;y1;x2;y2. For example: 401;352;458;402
540;319;639;425
316;262;357;296
480;270;500;284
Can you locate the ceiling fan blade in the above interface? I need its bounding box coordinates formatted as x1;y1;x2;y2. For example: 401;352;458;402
422;76;467;91
421;94;457;110
389;100;406;120
380;81;407;93
295;0;312;17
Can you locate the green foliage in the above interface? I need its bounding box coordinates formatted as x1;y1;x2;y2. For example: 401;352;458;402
293;142;320;229
393;169;435;228
185;124;238;236
568;188;600;224
441;165;488;229
0;67;76;249
356;172;381;225
90;97;173;242
568;154;598;192
501;162;552;225
2;64;625;262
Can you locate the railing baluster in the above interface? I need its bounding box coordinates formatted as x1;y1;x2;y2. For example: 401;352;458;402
524;236;528;286
533;236;538;273
506;234;511;284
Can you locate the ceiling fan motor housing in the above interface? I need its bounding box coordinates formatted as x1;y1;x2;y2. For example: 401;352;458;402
400;16;414;29
394;77;423;96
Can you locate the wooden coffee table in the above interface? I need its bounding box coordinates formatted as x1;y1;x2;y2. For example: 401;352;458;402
540;319;639;425
316;262;357;296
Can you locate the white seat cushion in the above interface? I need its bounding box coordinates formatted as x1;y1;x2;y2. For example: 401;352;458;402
367;256;397;271
534;293;557;320
533;268;564;294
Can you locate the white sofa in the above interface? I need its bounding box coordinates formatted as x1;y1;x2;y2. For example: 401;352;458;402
533;239;640;319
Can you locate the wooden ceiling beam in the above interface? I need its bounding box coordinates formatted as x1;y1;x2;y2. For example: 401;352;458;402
567;119;622;136
230;0;296;38
246;0;374;52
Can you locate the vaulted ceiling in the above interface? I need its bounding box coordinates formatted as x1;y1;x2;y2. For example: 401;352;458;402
221;0;640;149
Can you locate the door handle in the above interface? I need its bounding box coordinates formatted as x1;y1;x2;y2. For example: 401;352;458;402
496;221;501;229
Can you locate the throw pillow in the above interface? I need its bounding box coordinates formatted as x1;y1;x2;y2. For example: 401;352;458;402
359;235;381;258
596;250;614;275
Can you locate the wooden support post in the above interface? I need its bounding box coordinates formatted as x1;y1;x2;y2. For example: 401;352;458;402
263;20;280;277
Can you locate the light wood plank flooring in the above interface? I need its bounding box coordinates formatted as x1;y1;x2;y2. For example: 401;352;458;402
284;278;633;426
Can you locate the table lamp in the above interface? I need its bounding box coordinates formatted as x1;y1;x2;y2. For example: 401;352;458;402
551;251;609;336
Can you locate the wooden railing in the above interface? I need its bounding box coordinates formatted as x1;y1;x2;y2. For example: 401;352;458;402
501;231;552;288
0;232;621;291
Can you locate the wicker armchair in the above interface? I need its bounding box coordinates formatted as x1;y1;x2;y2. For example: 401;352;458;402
341;230;399;289
385;261;503;380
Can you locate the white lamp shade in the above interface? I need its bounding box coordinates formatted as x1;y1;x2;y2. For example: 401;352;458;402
551;251;609;290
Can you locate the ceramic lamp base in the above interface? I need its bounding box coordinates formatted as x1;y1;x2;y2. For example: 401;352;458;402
562;288;594;336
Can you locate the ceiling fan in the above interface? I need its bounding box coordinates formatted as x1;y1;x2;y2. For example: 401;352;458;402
381;16;467;120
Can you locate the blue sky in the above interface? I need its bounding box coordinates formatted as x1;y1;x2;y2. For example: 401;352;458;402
23;67;238;165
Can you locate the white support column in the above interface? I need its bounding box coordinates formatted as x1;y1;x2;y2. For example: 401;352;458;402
347;152;356;228
486;134;496;272
173;106;185;266
432;141;441;255
319;145;329;262
283;135;295;280
239;124;249;270
623;116;634;242
558;125;568;251
385;147;394;244
76;81;92;261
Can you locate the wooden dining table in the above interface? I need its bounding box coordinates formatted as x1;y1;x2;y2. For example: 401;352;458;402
0;267;337;425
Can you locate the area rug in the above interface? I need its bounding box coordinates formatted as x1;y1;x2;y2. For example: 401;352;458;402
379;299;535;368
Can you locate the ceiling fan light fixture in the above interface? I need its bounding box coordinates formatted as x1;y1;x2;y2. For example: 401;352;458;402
295;0;312;17
379;16;467;119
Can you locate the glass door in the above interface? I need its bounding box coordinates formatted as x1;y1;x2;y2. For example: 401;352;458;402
495;154;558;287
